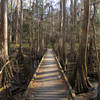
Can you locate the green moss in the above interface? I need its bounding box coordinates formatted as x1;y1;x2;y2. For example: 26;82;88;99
22;43;29;48
10;43;19;48
10;43;29;48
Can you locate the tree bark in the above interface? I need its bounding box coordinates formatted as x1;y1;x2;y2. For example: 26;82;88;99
15;0;19;44
62;0;66;67
90;3;100;100
39;2;44;52
19;0;23;50
57;0;62;57
0;23;2;54
10;0;13;42
1;0;8;57
92;21;100;100
29;0;33;51
36;0;39;51
72;0;92;93
78;0;91;92
70;0;74;52
31;1;35;51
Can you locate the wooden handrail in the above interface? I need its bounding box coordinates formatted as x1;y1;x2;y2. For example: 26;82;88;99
55;56;77;100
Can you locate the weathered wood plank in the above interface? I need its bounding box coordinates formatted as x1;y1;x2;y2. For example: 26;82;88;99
24;49;77;100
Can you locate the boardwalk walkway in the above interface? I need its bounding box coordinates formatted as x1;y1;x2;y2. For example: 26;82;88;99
25;49;77;100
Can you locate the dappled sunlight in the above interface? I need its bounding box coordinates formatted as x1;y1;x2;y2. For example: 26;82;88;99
41;64;57;67
26;49;71;99
44;58;55;60
36;70;59;78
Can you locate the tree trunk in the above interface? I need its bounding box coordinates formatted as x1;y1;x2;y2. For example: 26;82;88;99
31;1;35;51
8;0;13;54
70;0;77;52
36;0;41;52
72;0;92;93
70;0;74;52
29;0;32;48
15;0;19;44
62;0;66;68
90;3;100;100
1;0;8;57
39;3;44;52
92;22;100;100
73;0;77;48
51;8;54;38
29;0;34;51
10;0;13;43
36;0;39;51
19;0;23;50
0;23;2;54
57;0;62;57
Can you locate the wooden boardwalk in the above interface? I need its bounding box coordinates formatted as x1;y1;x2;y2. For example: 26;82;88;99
24;49;77;100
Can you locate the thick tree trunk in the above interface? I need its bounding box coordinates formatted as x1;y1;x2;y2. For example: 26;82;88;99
90;3;100;100
79;0;91;92
72;0;92;93
70;0;77;53
69;0;78;85
80;0;90;78
57;0;66;69
1;0;8;57
92;22;100;100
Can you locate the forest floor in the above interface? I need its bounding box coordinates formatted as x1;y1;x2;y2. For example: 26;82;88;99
77;81;98;100
0;47;42;100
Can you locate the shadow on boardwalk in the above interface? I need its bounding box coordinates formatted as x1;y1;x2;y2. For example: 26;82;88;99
25;49;74;100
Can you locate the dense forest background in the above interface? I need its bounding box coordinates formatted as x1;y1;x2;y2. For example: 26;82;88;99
0;0;100;51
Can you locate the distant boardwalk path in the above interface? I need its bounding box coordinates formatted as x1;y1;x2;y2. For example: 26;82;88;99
25;49;77;100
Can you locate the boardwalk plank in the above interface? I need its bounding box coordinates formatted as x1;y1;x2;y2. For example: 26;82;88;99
25;49;73;100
